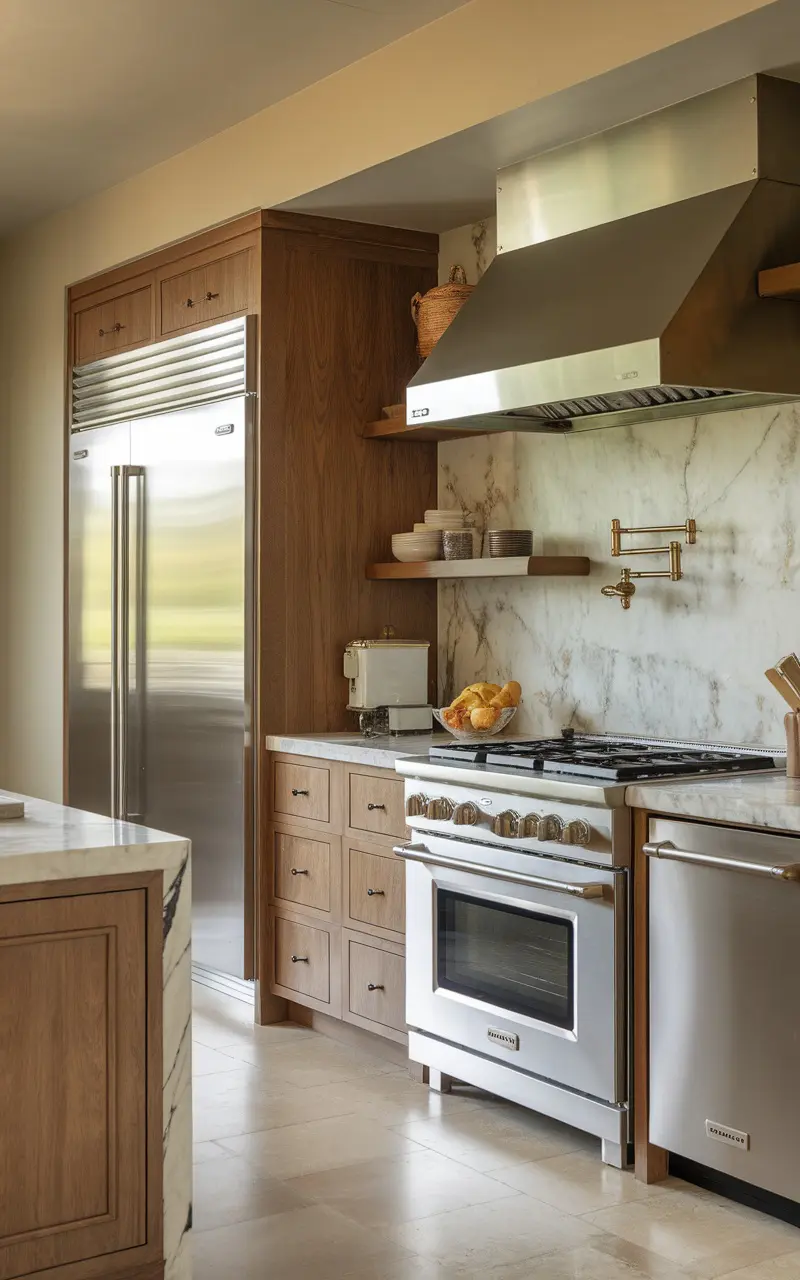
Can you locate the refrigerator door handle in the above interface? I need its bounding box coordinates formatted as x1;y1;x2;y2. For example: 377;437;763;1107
110;464;144;821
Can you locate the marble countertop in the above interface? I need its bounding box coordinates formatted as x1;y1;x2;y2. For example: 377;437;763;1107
0;790;188;885
265;731;452;769
626;770;800;835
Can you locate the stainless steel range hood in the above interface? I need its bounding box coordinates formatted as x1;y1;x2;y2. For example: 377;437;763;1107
407;75;800;434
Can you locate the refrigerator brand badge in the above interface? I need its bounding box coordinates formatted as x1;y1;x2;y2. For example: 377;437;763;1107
73;449;89;460
706;1120;749;1150
215;423;235;436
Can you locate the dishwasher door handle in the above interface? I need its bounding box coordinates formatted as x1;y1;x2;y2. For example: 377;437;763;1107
393;843;610;900
643;839;800;882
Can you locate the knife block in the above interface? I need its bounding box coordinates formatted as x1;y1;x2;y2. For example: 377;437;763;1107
785;712;800;778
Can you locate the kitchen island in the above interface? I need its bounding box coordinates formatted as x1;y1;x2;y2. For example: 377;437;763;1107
0;790;191;1280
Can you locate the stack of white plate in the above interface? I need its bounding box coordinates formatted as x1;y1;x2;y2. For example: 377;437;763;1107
423;509;467;531
391;530;443;563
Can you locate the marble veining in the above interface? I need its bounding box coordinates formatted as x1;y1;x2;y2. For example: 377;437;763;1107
0;793;192;1280
626;771;800;834
436;398;800;748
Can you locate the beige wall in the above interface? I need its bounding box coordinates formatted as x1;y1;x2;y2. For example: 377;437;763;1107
0;0;776;798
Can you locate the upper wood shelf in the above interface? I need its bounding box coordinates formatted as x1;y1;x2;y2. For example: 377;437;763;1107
363;416;487;443
366;555;590;580
758;262;800;299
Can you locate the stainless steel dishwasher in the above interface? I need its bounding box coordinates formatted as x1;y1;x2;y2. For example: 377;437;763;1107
646;816;800;1203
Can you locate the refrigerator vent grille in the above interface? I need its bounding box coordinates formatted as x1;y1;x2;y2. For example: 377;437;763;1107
72;316;253;429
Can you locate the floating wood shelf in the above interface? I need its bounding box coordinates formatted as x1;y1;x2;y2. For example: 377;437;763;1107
363;416;487;443
367;555;590;580
758;262;800;299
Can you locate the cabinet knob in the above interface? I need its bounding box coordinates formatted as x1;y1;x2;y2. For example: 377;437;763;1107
184;291;220;308
290;955;309;963
367;802;386;811
290;868;309;876
366;888;385;896
99;322;124;336
291;788;309;796
367;983;385;991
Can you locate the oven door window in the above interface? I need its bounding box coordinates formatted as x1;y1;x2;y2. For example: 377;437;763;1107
436;889;574;1030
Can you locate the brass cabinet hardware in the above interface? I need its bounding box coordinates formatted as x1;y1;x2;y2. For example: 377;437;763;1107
603;517;698;608
366;888;385;896
291;787;309;796
367;983;385;991
291;954;309;963
99;322;124;336
290;867;309;876
184;291;220;308
367;802;386;811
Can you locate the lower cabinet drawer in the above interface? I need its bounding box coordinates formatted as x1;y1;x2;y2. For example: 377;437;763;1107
348;770;406;840
273;760;331;826
344;933;406;1037
273;915;331;1004
273;829;335;916
347;846;405;936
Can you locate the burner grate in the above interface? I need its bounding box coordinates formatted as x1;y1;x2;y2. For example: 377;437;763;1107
428;735;777;782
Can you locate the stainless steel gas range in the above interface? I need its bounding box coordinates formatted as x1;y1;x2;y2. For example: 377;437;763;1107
395;733;777;1168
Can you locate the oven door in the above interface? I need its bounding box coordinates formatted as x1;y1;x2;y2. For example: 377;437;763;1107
398;834;627;1104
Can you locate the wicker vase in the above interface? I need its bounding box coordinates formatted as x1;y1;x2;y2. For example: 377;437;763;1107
411;265;474;359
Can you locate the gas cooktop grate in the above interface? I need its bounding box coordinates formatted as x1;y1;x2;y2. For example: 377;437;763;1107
428;735;777;782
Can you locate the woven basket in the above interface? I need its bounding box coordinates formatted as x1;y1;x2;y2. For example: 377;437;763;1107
411;265;474;359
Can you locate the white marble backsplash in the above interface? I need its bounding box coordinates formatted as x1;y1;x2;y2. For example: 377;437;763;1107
437;403;800;748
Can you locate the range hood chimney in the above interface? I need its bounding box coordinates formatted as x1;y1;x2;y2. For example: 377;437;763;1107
407;75;800;434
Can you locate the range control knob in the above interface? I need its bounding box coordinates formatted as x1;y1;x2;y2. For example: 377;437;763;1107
405;793;428;818
491;809;521;838
453;801;480;826
561;819;592;847
537;814;564;842
519;813;542;838
426;796;455;821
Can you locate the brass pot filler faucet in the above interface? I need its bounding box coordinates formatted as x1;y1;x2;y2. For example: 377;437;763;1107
601;518;698;609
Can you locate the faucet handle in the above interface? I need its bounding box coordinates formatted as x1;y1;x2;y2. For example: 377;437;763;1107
601;568;635;609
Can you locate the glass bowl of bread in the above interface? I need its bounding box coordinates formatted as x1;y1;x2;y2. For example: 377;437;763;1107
434;680;521;740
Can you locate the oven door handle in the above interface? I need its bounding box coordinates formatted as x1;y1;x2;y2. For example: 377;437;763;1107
393;843;609;900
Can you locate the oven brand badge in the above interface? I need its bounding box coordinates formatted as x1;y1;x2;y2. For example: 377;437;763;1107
705;1120;749;1150
487;1027;519;1051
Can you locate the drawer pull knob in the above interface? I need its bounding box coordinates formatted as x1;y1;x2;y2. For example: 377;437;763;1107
366;888;385;896
367;983;385;991
367;802;386;811
291;954;309;964
291;788;310;796
291;868;309;876
99;322;124;336
184;291;220;308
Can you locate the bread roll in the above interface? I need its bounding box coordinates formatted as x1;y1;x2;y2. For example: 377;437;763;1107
470;704;501;730
504;680;522;707
465;682;502;702
450;689;485;712
490;688;515;709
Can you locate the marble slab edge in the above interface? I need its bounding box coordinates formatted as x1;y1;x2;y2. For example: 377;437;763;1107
265;733;449;770
626;771;800;836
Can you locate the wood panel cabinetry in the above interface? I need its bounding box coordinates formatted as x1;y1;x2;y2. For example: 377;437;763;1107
265;752;408;1043
72;277;154;364
159;245;254;335
0;874;163;1280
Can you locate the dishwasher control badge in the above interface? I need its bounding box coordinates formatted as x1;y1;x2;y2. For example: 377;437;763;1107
487;1027;519;1051
706;1120;749;1150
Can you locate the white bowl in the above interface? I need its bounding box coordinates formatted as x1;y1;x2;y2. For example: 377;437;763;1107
392;531;442;562
433;705;518;740
425;509;463;521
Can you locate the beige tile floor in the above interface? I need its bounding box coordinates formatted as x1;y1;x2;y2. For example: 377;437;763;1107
191;986;800;1279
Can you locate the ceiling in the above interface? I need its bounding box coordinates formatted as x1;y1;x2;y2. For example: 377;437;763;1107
280;0;800;231
0;0;469;236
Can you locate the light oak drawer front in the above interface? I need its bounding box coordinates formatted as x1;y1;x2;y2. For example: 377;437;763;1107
349;772;405;839
160;249;252;334
347;939;406;1033
74;286;152;364
274;831;331;913
274;917;330;1003
274;761;330;824
348;847;405;934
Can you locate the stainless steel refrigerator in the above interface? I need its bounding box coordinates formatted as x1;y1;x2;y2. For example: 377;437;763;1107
68;318;255;980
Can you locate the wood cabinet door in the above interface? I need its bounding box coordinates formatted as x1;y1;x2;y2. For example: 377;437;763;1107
0;888;149;1278
73;284;153;365
159;247;254;336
